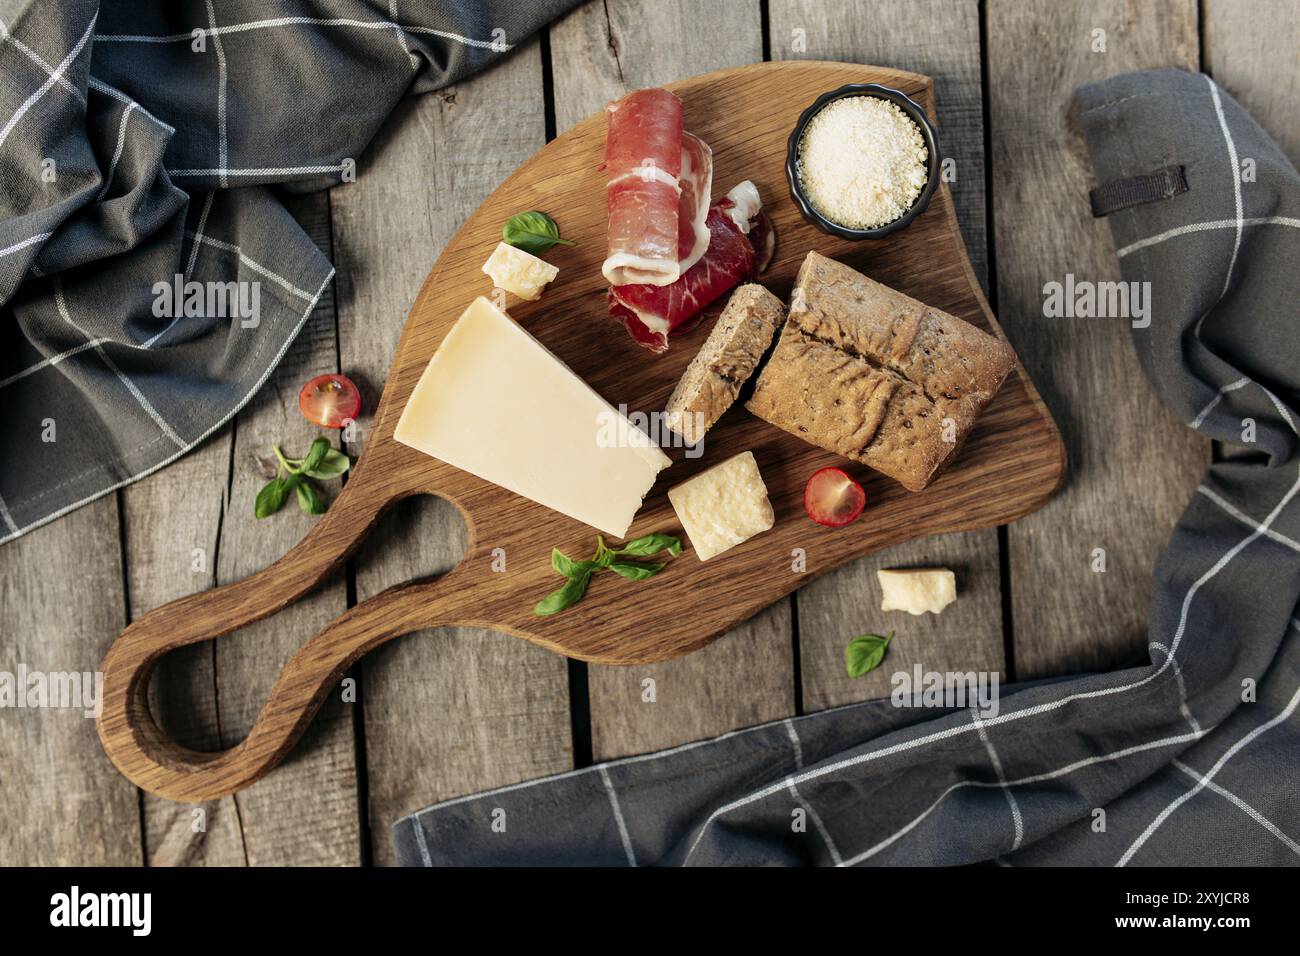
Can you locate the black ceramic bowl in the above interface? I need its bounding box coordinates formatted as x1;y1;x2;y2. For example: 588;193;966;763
786;83;941;241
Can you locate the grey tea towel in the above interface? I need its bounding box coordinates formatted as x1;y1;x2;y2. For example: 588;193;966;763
396;69;1300;866
0;0;579;543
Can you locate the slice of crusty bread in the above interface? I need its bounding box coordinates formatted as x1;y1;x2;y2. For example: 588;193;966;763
746;252;1016;492
664;284;785;444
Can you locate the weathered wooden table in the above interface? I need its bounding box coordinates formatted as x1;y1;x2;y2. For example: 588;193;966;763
3;0;1295;866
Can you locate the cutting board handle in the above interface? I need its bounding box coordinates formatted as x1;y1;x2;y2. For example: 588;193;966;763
95;449;454;801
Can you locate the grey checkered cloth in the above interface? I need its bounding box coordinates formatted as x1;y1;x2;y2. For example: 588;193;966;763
396;69;1300;866
0;0;577;543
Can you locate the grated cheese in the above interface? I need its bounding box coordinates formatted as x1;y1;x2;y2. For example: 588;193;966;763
797;96;929;230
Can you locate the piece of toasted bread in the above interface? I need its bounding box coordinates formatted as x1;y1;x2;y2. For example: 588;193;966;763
746;253;1015;491
663;284;785;444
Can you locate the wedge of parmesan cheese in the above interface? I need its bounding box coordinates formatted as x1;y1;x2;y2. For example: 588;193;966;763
668;451;774;561
877;569;956;615
482;242;559;301
394;297;669;538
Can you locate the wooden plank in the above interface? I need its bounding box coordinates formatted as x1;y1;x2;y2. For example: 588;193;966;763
119;194;358;865
1204;0;1300;163
218;194;360;865
987;0;1208;678
797;530;1004;707
121;422;247;865
0;499;141;865
769;0;1004;708
549;0;796;757
330;39;573;865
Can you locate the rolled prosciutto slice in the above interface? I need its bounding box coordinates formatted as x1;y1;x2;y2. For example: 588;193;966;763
611;181;769;353
602;89;713;287
675;132;714;274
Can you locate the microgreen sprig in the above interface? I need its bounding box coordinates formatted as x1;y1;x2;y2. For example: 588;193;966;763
254;437;351;519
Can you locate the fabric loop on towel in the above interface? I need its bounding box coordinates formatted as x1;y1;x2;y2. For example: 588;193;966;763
1089;164;1189;216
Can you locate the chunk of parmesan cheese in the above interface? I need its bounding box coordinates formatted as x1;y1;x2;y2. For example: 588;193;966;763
668;451;774;562
797;96;928;230
877;568;956;616
482;242;559;301
394;297;669;538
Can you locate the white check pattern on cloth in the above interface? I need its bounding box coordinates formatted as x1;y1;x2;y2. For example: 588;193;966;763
202;0;229;189
1149;642;1204;736
168;163;351;178
0;232;52;260
0;17;83;102
86;12;505;187
1205;75;1244;299
972;709;1025;851
1132;79;1300;439
783;718;844;864
0;266;334;546
0;497;17;535
2;230;324;385
1171;759;1300;858
51;274;185;448
599;767;637;867
0;13;96;151
94;16;511;51
1117;681;1300;866
95;100;139;200
86;76;173;132
182;192;214;280
1196;486;1300;554
1116;216;1300;259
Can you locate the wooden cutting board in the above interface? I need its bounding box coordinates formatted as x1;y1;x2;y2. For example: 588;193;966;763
98;60;1065;802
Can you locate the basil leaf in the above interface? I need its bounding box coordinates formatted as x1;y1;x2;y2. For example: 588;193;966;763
254;476;290;518
295;480;328;516
551;548;595;578
845;631;894;679
304;448;350;480
534;568;592;616
607;561;664;581
502;211;574;255
615;533;682;558
299;437;330;475
534;533;680;615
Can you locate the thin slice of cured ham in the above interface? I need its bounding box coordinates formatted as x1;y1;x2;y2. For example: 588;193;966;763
610;181;769;352
602;89;713;287
675;132;714;275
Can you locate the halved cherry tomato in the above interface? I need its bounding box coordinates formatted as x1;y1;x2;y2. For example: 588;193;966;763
803;467;867;527
298;373;361;429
